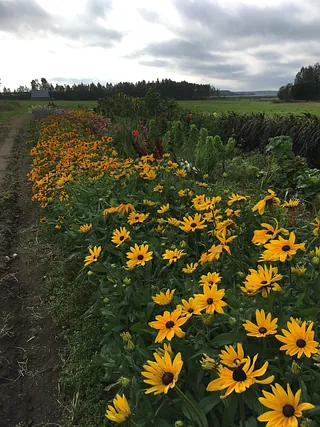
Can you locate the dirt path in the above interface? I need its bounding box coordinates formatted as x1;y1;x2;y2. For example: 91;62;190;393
0;118;63;427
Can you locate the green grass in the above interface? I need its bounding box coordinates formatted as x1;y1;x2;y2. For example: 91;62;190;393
19;100;98;109
179;99;320;116
0;101;27;122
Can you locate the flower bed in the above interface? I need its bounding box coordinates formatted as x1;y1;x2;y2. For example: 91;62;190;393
28;111;320;426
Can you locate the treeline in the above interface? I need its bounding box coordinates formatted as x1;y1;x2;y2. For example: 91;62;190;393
0;78;217;101
278;62;320;101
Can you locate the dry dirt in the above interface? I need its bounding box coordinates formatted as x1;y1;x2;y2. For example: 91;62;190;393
0;118;63;427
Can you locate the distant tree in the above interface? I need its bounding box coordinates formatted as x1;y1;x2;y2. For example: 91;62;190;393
31;79;40;90
278;83;293;101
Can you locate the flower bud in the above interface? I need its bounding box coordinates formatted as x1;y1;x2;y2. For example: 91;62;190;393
175;421;184;427
87;271;94;276
180;240;187;248
237;271;245;279
312;257;320;265
103;297;110;303
202;314;214;325
291;360;301;375
228;316;237;326
123;278;131;286
119;376;130;387
301;420;313;427
111;263;117;268
127;340;135;350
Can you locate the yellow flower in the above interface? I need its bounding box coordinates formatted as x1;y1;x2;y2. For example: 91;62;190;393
116;203;135;214
143;199;155;207
194;283;227;315
154;185;164;193
143;169;157;180
227;193;247;206
240;265;283;298
55;224;62;229
200;354;219;370
219;343;247;368
166;217;180;226
182;263;198;274
126;244;153;269
162;249;186;264
243;309;278;338
84;246;101;267
40;217;46;223
79;223;92;233
276;317;319;358
225;208;240;217
120;331;132;342
311;217;320;236
176;297;202;317
207;354;274;399
142;351;183;395
174;169;187;178
127;212;149;225
262;231;305;262
111;227;130;247
312;349;320;367
252;218;288;245
106;394;131;424
156;343;174;358
103;206;118;216
197;182;208;187
291;265;306;276
252;189;281;215
152;289;175;305
179;213;207;233
155;225;165;232
199;272;221;287
315;246;320;258
258;383;314;427
282;199;300;208
149;309;188;342
178;189;186;197
157;204;169;214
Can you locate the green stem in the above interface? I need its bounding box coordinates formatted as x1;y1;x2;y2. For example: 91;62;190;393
130;420;140;427
239;394;246;427
175;386;207;427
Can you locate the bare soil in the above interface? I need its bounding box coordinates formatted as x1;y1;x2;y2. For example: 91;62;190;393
0;118;63;427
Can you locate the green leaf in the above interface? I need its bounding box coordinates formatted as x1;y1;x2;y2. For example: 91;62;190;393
212;331;241;346
199;393;221;415
245;417;258;427
296;308;320;318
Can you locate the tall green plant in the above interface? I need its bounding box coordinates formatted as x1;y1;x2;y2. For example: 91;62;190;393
195;127;208;168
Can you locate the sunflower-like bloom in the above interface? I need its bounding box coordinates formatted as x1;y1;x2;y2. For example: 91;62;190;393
252;189;281;215
157;204;169;214
258;383;314;427
311;217;320;236
216;233;238;255
200;354;219;370
179;213;207;233
225;208;240;217
84;246;102;267
142;351;183;395
162;249;186;264
111;227;130;247
176;297;202;318
105;394;131;423
126;244;153;269
175;169;187;177
127;212;149;225
276;317;319;358
152;289;175;305
166;217;180;226
282;199;300;208
262;232;305;262
227;193;247;206
240;265;283;298
243;309;278;338
291;265;306;276
103;206;118;216
182;263;199;274
194;283;227;315
219;343;247;368
143;199;156;207
154;184;163;193
252;218;288;246
149;309;188;342
116;203;135;214
207;354;274;399
79;223;92;233
199;272;222;287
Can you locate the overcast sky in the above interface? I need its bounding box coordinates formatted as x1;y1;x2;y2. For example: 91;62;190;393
1;0;319;91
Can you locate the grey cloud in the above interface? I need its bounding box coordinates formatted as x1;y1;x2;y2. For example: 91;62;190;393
253;51;284;62
140;59;171;68
0;0;122;48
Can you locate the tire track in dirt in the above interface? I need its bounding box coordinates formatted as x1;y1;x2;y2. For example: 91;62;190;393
0;118;63;427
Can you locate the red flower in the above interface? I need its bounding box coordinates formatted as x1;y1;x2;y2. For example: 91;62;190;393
132;129;139;138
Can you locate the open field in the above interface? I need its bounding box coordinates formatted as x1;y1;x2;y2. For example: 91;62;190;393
179;99;320;115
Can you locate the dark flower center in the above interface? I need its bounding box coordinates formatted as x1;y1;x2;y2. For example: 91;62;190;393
191;222;197;228
232;368;247;382
207;298;214;305
266;231;273;235
261;280;268;285
135;216;139;220
296;339;306;348
120;236;125;241
282;245;291;251
173;256;177;259
166;321;175;328
282;404;295;417
137;254;144;260
188;308;194;313
259;327;267;334
209;281;213;285
162;372;174;385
